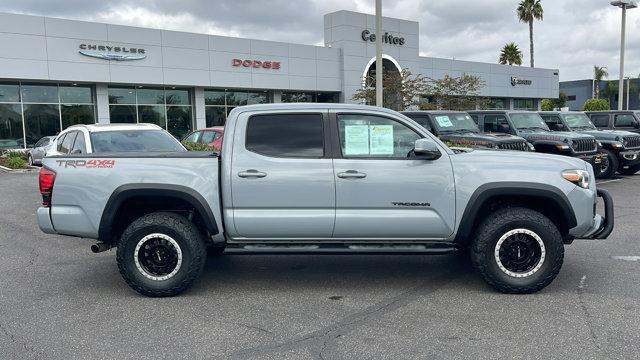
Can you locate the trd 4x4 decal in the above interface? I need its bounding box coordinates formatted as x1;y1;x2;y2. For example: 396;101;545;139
55;159;115;168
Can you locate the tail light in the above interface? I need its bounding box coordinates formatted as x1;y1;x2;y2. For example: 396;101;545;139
39;167;56;207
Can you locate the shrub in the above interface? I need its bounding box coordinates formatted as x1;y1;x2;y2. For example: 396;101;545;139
582;98;609;111
540;99;554;111
182;141;218;152
5;156;26;169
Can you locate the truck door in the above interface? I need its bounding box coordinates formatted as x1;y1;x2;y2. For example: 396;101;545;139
331;111;455;239
229;110;335;239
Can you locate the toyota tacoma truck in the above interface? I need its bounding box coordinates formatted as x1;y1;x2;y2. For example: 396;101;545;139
540;111;640;177
401;110;533;151
37;104;613;297
469;110;604;176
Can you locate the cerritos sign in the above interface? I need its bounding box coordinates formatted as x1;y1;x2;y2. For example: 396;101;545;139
232;59;281;70
361;30;405;46
511;76;532;86
78;44;147;61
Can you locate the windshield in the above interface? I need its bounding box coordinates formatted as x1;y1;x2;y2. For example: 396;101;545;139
432;113;479;132
510;113;550;130
90;130;186;153
561;113;596;130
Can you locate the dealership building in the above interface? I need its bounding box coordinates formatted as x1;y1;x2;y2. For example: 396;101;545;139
0;10;559;148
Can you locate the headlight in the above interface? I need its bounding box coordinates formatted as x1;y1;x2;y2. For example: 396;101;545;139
562;169;590;189
555;144;570;150
527;142;535;151
611;142;624;149
597;141;603;148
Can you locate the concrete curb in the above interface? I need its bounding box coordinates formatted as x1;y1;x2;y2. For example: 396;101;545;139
0;164;39;173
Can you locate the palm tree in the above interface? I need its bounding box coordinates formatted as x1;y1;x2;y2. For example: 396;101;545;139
517;0;544;68
499;43;523;66
593;66;608;98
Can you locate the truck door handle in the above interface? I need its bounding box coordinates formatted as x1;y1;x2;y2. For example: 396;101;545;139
238;170;267;178
337;170;367;179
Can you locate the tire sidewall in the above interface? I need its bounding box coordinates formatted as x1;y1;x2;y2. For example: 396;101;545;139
481;216;562;288
600;149;618;178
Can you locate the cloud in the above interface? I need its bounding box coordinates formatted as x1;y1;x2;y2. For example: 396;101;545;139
0;0;638;80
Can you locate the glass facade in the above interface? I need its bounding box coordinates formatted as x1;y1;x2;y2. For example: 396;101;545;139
0;82;95;149
204;89;271;127
108;87;193;139
513;98;536;110
487;98;509;110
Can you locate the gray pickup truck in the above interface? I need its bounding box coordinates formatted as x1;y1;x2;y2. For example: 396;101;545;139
37;104;613;297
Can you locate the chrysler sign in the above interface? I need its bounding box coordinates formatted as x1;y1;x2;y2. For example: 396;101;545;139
78;44;147;61
232;59;281;70
511;76;532;86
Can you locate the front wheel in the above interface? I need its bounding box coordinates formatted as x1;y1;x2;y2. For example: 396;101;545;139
116;212;206;297
597;149;618;179
618;163;640;175
471;207;564;294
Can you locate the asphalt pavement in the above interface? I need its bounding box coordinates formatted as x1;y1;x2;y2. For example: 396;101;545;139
0;172;639;359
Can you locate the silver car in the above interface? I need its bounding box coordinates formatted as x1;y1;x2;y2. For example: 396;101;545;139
27;136;55;166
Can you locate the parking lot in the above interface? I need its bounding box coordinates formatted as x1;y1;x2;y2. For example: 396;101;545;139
0;172;638;360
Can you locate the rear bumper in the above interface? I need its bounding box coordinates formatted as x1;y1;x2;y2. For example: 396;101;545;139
37;207;56;234
580;189;614;239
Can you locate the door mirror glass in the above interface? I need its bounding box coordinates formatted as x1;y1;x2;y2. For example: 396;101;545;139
414;138;441;160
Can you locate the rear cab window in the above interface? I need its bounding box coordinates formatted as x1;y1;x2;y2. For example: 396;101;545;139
245;113;324;157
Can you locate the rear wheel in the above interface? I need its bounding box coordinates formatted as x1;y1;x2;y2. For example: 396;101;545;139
471;207;564;294
116;212;206;297
597;149;618;179
618;163;640;175
27;154;33;166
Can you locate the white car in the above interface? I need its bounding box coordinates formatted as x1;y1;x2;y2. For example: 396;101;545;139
48;123;186;157
28;136;56;166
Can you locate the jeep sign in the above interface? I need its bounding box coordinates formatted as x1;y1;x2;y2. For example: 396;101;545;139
511;76;532;86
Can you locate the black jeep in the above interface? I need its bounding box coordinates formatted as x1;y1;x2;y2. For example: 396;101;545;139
585;111;640;134
468;110;603;174
540;111;640;176
402;111;532;151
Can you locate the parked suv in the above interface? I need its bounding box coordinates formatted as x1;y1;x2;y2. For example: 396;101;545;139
402;111;532;151
469;111;602;174
585;111;640;134
540;111;640;177
48;123;186;156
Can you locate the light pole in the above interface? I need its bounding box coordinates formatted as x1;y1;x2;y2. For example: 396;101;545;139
611;1;637;110
625;76;630;110
375;0;383;107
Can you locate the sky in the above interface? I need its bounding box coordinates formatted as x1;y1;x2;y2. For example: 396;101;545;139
0;0;638;81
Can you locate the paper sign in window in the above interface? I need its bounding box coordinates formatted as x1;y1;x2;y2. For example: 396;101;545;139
369;125;394;155
435;116;453;127
344;125;370;155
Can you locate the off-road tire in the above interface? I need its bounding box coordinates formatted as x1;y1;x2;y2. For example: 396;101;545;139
117;212;206;297
618;163;640;175
598;149;618;179
471;207;564;294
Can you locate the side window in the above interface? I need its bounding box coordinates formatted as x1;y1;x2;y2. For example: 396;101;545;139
337;114;421;158
542;115;563;130
71;132;86;154
470;115;479;125
59;131;77;154
34;138;46;147
483;115;510;133
183;131;200;143
246;113;324;157
614;114;635;127
200;131;216;144
591;115;609;128
56;133;68;152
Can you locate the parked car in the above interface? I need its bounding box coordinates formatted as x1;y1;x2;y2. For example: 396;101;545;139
540;111;640;177
182;127;224;150
585;110;640;134
48;123;186;157
37;103;613;297
27;136;56;166
402;110;533;151
469;110;603;175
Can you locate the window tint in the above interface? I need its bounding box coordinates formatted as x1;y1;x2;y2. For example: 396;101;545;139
56;133;68;152
615;114;636;127
246;114;324;157
200;131;216;144
542;115;564;130
71;132;86;154
59;131;77;154
90;130;185;153
337;114;420;158
183;131;200;143
591;115;609;127
483;115;510;133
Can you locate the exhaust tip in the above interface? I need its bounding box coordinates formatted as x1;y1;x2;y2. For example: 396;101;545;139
91;243;111;253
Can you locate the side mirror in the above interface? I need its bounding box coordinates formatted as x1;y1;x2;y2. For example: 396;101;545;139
634;120;640;129
70;149;82;155
414;138;441;160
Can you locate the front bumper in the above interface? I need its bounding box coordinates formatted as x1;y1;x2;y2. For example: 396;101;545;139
618;149;640;165
580;189;614;239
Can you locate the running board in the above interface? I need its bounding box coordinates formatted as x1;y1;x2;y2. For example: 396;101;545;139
224;243;459;255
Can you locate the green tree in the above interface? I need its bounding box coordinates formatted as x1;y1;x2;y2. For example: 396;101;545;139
499;42;523;66
552;91;568;109
540;99;553;111
420;74;488;111
593;66;608;98
582;98;609;111
351;69;430;111
517;0;544;68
